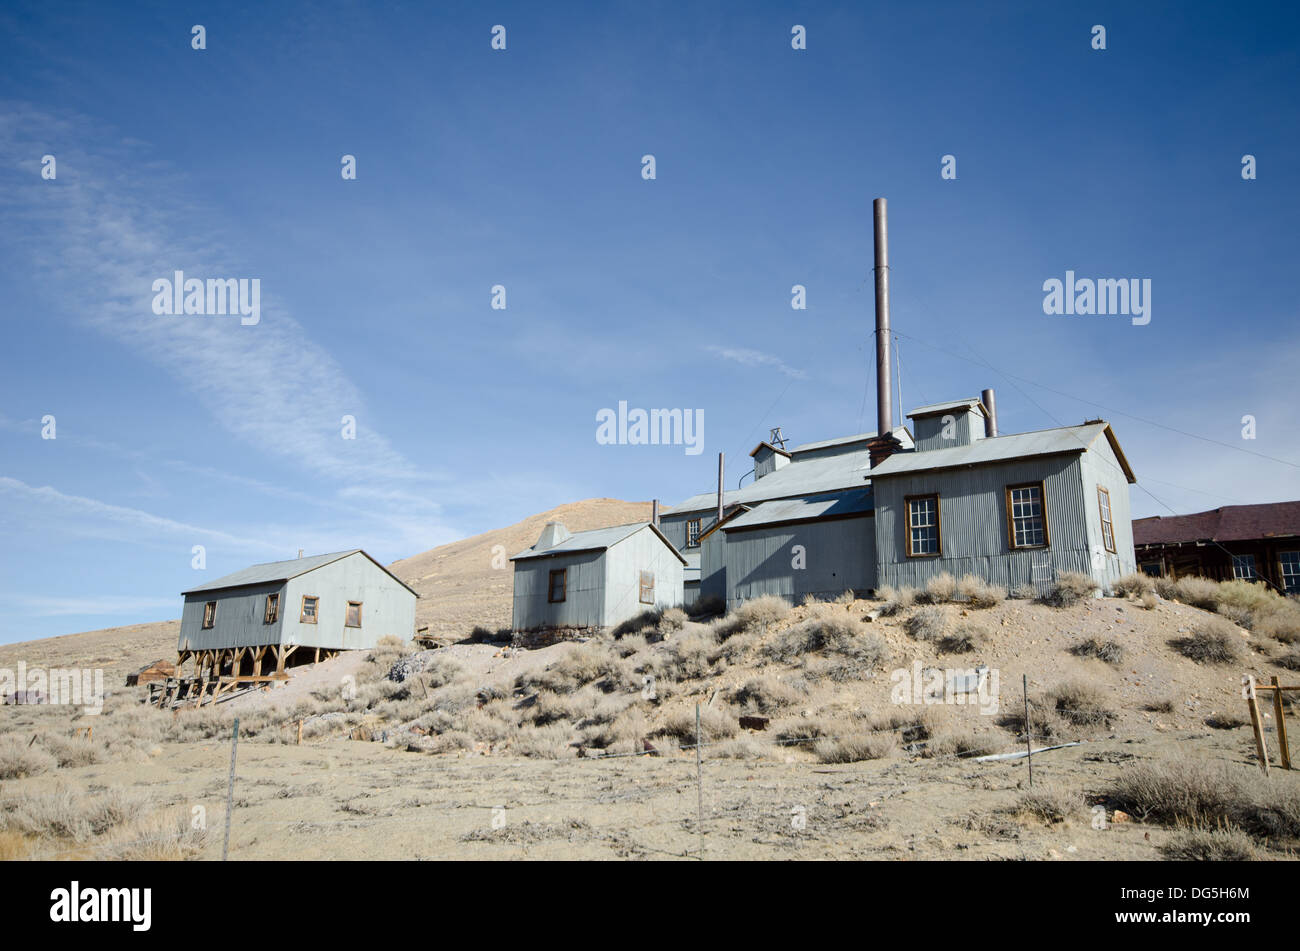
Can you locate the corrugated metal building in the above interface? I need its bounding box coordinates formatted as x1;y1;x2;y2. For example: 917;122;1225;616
510;521;686;631
869;403;1136;592
178;549;418;679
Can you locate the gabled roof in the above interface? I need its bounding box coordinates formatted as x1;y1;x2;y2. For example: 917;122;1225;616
867;422;1136;484
510;522;688;565
1134;501;1300;546
665;427;912;515
907;398;988;419
699;503;753;541
182;550;419;597
723;488;875;532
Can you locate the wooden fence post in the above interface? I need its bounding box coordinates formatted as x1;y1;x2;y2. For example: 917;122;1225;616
1245;675;1270;775
1272;675;1291;770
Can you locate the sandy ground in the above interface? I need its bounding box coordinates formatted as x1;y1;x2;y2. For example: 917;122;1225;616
1;720;1271;861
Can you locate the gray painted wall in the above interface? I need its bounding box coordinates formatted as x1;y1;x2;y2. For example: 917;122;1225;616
179;552;415;653
180;581;284;653
911;409;985;452
872;453;1095;591
511;526;684;630
1078;437;1138;588
512;549;607;630
721;514;875;608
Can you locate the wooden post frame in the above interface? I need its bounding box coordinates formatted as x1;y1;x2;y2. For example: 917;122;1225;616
1272;675;1292;770
1245;675;1271;775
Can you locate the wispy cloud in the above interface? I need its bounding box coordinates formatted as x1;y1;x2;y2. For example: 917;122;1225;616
0;476;282;554
707;346;805;379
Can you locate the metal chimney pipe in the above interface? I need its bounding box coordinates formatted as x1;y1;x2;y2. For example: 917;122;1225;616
873;198;893;437
981;388;998;437
717;452;725;525
651;499;659;527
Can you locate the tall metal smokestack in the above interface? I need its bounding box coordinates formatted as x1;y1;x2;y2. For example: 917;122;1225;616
981;388;999;437
868;198;904;468
716;452;725;524
873;198;893;437
651;499;659;527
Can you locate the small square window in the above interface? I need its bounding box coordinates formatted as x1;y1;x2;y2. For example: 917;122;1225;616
548;569;566;603
300;595;319;623
639;570;656;604
264;593;279;624
202;601;217;629
345;601;362;628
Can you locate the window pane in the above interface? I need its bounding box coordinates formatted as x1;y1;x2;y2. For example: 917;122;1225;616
908;497;939;555
1232;555;1257;580
1281;552;1300;593
1011;486;1044;547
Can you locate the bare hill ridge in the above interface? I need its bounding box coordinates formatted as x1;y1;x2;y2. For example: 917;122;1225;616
0;498;651;675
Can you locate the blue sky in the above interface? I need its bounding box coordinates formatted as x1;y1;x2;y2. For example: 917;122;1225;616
1;0;1297;643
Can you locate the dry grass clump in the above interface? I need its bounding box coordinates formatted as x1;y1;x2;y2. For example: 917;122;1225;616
658;705;737;743
813;732;896;763
713;595;791;641
1172;618;1243;665
511;724;574;759
876;584;917;616
729;676;805;714
938;624;986;655
1071;637;1124;664
920;572;958;604
1204;712;1247;730
1010;583;1039;600
904;606;945;642
655;626;722;680
1216;603;1254;629
1257;606;1300;644
997;695;1065;742
1016;784;1083;823
711;736;768;760
0;735;57;779
1161;825;1258;861
765;615;886;673
517;640;634;695
956;574;1005;608
657;607;689;636
1145;696;1176;713
1106;760;1300;844
1171;576;1221;611
1112;572;1155;598
1048;680;1116;727
0;786;152;842
1044;571;1099;607
1140;590;1159;610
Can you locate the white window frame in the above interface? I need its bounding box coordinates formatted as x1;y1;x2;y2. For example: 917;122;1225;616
1231;554;1257;581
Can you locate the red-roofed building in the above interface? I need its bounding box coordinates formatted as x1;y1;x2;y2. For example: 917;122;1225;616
1132;501;1300;593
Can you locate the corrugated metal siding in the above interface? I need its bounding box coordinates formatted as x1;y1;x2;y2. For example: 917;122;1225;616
601;526;685;626
912;409;982;451
722;514;876;608
700;531;726;603
179;582;284;652
512;550;607;630
872;455;1091;590
281;553;417;650
1079;436;1137;589
657;512;696;552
